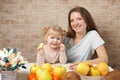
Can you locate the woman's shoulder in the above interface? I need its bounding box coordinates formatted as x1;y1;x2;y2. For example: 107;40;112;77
87;30;100;36
88;30;98;34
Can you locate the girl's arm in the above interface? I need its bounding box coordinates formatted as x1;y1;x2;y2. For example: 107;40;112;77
59;44;67;64
59;51;67;64
36;50;45;65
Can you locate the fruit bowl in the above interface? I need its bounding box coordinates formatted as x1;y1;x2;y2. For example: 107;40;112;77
74;67;113;80
73;62;113;80
79;74;104;80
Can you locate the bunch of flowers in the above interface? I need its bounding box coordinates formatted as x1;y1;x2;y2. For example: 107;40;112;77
0;48;28;71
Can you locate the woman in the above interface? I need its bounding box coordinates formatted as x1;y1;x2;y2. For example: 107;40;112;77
64;6;108;68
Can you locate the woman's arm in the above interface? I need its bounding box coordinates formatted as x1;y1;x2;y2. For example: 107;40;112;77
69;45;108;69
87;45;108;64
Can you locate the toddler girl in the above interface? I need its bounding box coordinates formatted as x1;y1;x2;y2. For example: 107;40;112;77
36;25;67;65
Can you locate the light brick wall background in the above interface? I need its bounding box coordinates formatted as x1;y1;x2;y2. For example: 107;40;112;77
0;0;120;70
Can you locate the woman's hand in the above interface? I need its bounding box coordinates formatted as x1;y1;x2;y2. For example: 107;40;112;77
69;62;80;70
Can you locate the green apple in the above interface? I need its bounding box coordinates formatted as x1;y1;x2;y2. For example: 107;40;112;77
53;66;66;79
36;68;42;77
30;64;41;74
89;67;100;76
76;62;89;76
38;69;52;80
41;63;52;72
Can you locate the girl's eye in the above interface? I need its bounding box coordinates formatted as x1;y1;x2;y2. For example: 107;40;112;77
50;37;54;39
57;38;61;40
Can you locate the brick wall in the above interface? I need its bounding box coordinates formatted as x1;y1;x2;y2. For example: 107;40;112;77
0;0;120;70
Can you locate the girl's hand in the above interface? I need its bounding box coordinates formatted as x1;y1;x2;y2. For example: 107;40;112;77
37;43;44;50
59;43;65;51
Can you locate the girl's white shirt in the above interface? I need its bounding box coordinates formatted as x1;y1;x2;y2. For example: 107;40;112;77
36;45;67;65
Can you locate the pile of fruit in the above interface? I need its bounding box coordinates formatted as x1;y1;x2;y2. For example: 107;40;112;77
27;63;67;80
75;62;109;76
27;62;109;80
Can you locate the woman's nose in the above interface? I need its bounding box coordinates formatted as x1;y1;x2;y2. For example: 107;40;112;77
74;21;79;26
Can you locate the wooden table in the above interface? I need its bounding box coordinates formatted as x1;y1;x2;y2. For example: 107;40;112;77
0;63;114;80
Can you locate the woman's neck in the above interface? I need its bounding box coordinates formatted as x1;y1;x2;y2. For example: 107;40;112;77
74;32;86;45
75;31;86;39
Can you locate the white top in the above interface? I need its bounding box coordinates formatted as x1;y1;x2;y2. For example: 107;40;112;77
64;30;105;63
36;45;67;65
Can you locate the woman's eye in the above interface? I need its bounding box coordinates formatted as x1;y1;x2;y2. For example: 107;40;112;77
70;19;74;22
77;17;82;20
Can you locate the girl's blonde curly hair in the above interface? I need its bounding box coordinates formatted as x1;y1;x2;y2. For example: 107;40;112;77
41;25;66;43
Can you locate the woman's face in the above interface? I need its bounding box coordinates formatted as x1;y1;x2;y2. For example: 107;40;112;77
70;12;87;34
46;34;62;49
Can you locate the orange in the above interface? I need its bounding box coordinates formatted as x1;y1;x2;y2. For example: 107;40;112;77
97;62;109;76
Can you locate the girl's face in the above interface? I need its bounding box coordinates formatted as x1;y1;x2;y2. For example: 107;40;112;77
70;12;87;34
46;34;62;49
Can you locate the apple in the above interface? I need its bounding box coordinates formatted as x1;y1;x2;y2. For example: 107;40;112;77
38;69;52;80
76;62;89;76
89;67;100;76
36;68;42;77
53;66;66;79
37;43;44;50
41;63;52;72
30;64;41;74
